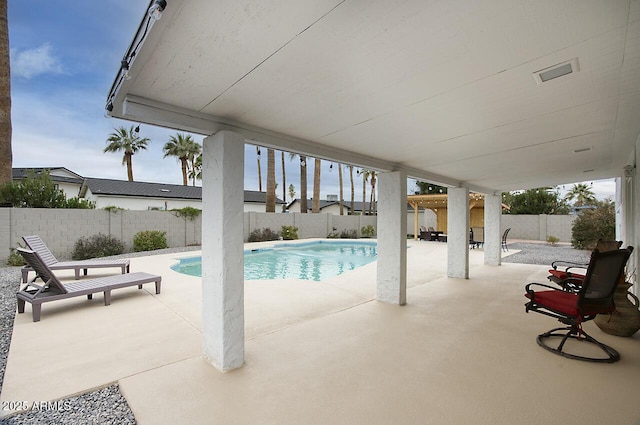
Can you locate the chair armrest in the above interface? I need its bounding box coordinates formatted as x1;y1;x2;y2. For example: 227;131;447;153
550;260;588;270
525;282;562;293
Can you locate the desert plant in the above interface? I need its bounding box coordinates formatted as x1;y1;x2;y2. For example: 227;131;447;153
72;234;125;260
361;225;375;238
280;225;298;240
546;235;560;246
133;230;169;252
247;228;280;242
571;201;615;250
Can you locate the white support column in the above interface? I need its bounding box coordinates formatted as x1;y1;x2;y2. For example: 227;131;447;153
201;130;245;371
376;170;407;305
447;187;469;279
483;194;502;266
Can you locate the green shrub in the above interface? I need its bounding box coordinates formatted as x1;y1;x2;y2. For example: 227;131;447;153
64;197;96;209
280;225;298;240
104;206;125;212
546;235;560;245
247;228;280;242
72;233;125;260
340;229;359;239
133;230;169;252
172;206;201;221
571;202;615;250
7;244;26;266
0;170;67;208
327;232;339;238
361;225;375;238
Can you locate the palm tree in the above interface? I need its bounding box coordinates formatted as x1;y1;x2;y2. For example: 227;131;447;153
256;146;263;192
162;133;199;186
312;158;321;213
280;151;287;212
565;183;596;207
104;126;150;182
188;153;202;184
0;0;11;185
349;166;355;214
368;171;377;215
338;163;344;215
266;149;276;212
360;169;370;215
288;184;296;202
187;141;201;186
290;153;308;213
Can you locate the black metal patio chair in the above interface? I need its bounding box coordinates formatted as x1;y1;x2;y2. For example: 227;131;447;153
524;246;633;363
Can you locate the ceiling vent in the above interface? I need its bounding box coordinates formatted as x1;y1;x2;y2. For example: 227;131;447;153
533;58;579;85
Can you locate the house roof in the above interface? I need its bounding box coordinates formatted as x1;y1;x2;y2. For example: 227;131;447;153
12;167;84;185
80;178;284;203
287;198;372;211
106;1;639;194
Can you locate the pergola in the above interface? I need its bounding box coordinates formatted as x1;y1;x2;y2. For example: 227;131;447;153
407;193;490;238
106;0;640;371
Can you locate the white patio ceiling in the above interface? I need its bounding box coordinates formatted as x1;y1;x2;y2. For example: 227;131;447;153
107;0;640;194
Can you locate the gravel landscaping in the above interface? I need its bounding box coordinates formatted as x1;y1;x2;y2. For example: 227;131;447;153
0;242;588;424
502;241;590;266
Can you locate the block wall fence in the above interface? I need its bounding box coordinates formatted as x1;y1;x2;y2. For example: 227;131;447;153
0;208;575;261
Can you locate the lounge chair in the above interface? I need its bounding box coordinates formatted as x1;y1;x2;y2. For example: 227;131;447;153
21;235;130;283
16;248;161;322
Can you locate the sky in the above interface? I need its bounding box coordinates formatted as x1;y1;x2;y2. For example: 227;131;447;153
7;1;616;204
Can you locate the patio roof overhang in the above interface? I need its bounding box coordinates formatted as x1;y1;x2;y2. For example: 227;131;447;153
106;0;640;194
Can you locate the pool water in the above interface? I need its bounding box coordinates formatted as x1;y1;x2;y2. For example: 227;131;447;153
171;241;377;281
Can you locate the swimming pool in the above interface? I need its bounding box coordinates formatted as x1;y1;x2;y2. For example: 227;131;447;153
171;240;378;281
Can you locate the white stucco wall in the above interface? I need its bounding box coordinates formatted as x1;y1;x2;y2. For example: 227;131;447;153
84;192;280;213
56;182;82;199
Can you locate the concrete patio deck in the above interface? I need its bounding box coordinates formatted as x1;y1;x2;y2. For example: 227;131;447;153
1;240;639;424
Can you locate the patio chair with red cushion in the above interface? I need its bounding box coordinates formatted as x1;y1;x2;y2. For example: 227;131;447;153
547;239;622;292
525;246;633;363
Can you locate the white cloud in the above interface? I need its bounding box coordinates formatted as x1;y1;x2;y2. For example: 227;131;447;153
11;44;63;79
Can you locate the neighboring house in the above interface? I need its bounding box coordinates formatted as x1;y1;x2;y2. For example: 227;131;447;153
11;167;285;212
287;199;376;215
12;167;84;199
79;177;285;212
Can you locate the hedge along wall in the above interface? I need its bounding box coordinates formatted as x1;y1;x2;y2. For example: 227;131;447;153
243;211;376;240
1;208;576;262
